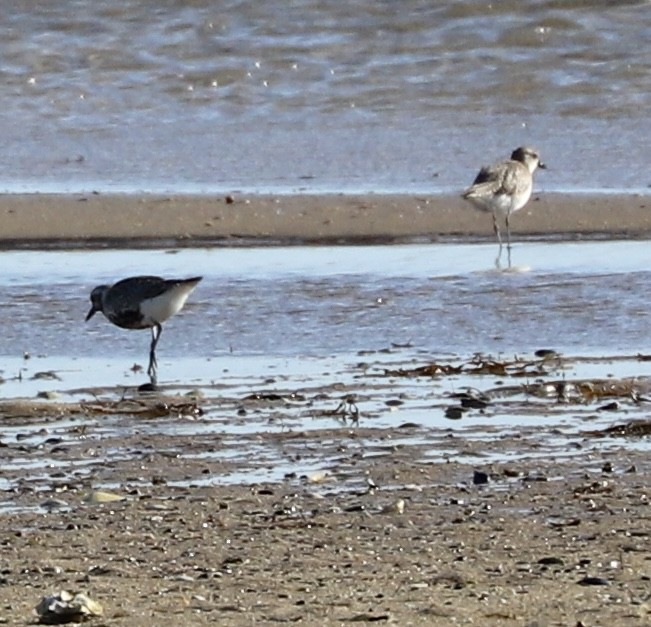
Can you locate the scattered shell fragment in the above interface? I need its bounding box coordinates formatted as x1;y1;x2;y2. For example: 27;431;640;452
84;490;125;504
32;371;62;381
35;590;103;624
37;391;61;400
40;499;70;512
577;576;610;586
445;406;464;420
535;349;560;359
380;499;405;515
307;470;331;484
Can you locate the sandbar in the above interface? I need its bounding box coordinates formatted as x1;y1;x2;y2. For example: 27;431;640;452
0;192;649;248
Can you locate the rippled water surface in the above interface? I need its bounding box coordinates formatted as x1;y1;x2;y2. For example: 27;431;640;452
2;241;651;374
1;1;650;193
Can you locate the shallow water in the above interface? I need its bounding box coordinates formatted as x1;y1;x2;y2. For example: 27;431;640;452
2;240;651;498
0;2;650;193
2;240;651;364
3;240;651;420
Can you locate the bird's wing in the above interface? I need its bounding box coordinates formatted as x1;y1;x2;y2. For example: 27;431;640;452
464;162;526;199
103;276;168;314
111;276;169;301
471;165;497;186
499;163;528;197
463;164;503;198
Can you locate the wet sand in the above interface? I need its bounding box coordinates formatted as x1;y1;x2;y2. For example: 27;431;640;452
2;352;651;625
4;444;651;626
1;192;650;247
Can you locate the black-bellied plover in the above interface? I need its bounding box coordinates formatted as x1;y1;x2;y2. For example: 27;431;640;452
85;276;202;385
462;146;546;268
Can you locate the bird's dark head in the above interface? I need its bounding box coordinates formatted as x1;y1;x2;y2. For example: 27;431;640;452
86;285;108;321
511;146;545;173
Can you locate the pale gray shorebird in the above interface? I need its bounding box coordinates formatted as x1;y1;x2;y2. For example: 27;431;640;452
462;146;545;268
85;276;202;385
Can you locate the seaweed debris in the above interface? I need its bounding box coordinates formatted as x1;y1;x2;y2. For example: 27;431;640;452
379;354;557;379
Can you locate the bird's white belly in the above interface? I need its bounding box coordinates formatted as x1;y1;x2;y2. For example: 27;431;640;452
490;194;517;217
139;288;191;325
510;185;533;213
492;186;532;216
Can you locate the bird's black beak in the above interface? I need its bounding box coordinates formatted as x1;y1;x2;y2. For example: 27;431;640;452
539;161;547;170
85;305;98;322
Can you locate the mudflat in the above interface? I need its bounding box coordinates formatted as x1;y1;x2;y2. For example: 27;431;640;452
3;443;650;626
2;351;651;626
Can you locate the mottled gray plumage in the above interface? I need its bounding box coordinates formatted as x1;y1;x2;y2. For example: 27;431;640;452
462;146;545;267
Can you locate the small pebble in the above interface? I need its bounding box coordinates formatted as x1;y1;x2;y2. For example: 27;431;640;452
577;576;609;586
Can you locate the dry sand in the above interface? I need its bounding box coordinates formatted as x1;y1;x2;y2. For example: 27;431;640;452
0;192;650;247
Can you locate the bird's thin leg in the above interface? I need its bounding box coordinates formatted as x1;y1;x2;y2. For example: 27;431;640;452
147;323;162;384
492;213;503;269
505;212;512;268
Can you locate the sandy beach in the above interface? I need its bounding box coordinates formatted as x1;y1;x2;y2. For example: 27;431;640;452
0;192;650;247
3;1;651;623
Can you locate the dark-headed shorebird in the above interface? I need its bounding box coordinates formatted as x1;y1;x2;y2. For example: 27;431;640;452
462;146;545;268
85;276;202;385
